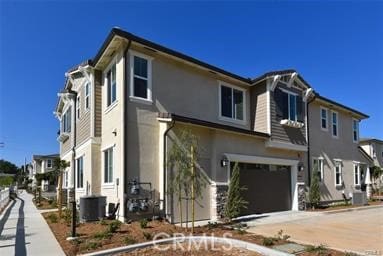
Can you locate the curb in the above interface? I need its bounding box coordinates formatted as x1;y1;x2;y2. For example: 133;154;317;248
322;204;383;214
80;236;294;256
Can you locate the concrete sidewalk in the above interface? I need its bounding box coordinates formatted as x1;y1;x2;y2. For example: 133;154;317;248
0;190;65;256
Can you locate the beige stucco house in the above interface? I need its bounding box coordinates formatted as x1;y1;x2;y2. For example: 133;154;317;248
54;28;373;223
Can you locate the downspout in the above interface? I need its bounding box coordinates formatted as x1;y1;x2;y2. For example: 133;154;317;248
123;40;132;221
68;88;77;238
306;95;316;186
163;120;175;219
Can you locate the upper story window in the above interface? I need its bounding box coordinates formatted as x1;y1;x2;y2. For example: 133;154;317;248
47;159;52;168
274;88;303;122
62;107;72;133
85;82;90;110
130;52;152;102
331;111;338;138
76;156;84;189
106;64;117;107
320;107;328;130
352;119;359;142
76;95;81;119
334;160;342;186
219;84;245;122
313;157;324;182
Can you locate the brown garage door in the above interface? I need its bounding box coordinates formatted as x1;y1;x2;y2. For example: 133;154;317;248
233;163;292;215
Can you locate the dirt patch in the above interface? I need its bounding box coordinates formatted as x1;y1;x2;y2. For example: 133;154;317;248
42;212;347;256
33;197;58;210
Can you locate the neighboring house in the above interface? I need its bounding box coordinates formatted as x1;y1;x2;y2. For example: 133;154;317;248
359;138;383;168
54;27;372;223
308;95;373;202
31;154;59;191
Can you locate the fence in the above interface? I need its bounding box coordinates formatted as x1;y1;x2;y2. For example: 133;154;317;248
0;187;10;211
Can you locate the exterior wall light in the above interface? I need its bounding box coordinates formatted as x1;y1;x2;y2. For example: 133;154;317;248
221;157;229;167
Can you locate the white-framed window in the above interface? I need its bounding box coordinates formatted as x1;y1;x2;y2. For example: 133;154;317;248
352;118;359;143
320;107;328;130
85;82;90;110
106;63;117;107
312;157;324;182
130;52;153;102
47;159;52;168
62;107;72;133
331;111;338;138
76;156;84;189
219;83;245;122
103;147;114;184
334;160;342;186
76;95;81;119
287;92;297;121
354;163;360;186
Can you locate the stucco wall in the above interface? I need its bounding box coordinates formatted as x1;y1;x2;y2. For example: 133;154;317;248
309;101;367;201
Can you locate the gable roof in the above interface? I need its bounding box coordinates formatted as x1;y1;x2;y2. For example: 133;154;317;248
251;69;312;88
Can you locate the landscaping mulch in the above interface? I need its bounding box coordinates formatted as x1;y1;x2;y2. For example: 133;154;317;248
306;201;382;212
42;211;348;256
33;197;58;210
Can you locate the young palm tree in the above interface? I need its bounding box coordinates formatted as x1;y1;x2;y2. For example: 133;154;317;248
53;158;69;218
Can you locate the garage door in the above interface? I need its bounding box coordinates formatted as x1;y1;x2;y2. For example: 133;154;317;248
233;163;292;215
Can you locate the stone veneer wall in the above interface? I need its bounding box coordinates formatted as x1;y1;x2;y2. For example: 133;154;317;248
216;185;228;219
298;183;306;210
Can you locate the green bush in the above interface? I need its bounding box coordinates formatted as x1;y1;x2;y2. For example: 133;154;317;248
47;213;58;223
98;219;107;225
108;220;122;233
84;241;100;251
93;231;112;240
305;244;328;254
262;237;275;246
207;221;218;230
124;236;137;245
139;218;148;229
143;231;152;240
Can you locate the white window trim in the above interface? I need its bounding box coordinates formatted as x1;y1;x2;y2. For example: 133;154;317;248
331;110;339;138
76;155;85;190
312;157;324;182
102;146;115;187
352;118;359;143
320;106;328;131
47;159;52;168
104;57;118;110
76;95;81;120
334;160;342;187
218;81;247;125
129;50;153;104
353;163;360;186
85;82;91;112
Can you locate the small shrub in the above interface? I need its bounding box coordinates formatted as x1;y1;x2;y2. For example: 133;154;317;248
262;237;275;246
93;231;112;240
50;200;57;208
85;241;100;251
140;218;148;229
98;219;107;225
276;229;290;241
108;220;122;233
143;231;152;240
47;213;58;223
236;229;246;235
207;221;218;230
62;208;80;226
305;244;328;254
124;236;137;245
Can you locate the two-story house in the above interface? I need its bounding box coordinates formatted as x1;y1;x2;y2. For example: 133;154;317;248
55;28;372;223
360;138;383;168
31;154;59;191
308;95;373;202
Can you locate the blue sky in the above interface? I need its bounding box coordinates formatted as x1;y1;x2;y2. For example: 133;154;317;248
0;1;382;166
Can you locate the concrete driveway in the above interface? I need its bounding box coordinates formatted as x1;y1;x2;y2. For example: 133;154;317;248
246;207;383;255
